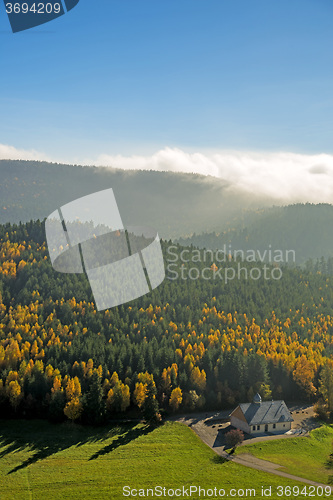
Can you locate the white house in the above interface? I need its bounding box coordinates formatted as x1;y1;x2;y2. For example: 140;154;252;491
230;393;293;435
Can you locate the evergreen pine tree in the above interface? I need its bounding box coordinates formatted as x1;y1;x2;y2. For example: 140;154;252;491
82;371;105;424
143;379;159;424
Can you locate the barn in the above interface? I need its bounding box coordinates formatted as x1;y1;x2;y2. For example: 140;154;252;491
230;393;293;435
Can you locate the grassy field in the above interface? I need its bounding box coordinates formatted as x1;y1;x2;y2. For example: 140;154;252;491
237;424;333;485
0;419;308;500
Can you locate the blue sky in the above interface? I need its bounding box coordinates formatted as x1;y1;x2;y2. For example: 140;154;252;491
0;0;333;161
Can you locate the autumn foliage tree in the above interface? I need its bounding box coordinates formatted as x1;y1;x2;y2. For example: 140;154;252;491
190;366;206;392
169;387;182;412
106;381;130;413
225;429;244;451
64;397;83;422
7;380;22;410
293;355;317;398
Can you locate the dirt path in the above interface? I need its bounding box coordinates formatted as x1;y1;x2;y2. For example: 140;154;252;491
174;407;332;489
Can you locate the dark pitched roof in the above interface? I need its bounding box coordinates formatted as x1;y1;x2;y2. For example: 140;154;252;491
233;400;293;426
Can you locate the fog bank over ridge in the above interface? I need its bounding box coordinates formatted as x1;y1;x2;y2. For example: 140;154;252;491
91;148;333;204
1;143;333;204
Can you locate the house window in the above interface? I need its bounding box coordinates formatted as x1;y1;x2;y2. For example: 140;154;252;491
252;426;255;431
257;425;260;430
273;424;276;429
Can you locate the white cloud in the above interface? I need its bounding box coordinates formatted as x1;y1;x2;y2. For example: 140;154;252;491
0;143;50;162
87;148;333;204
2;143;333;204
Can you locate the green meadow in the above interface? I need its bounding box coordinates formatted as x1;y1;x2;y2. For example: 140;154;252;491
0;420;308;500
237;425;333;485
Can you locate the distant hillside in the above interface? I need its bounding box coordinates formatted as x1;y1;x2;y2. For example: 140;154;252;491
177;203;333;264
0;160;274;238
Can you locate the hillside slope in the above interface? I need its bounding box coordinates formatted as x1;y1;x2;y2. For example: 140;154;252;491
0;159;273;238
178;203;333;264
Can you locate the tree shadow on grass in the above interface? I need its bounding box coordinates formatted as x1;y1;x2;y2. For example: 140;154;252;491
211;455;228;464
0;419;153;475
88;424;154;460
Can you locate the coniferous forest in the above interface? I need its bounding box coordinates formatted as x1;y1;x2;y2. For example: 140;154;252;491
0;220;332;424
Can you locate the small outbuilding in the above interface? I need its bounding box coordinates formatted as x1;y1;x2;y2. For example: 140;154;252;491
230;393;293;435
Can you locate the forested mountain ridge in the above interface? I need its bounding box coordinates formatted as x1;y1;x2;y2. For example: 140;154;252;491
0;159;270;239
0;220;331;423
2;160;333;264
177;203;333;264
